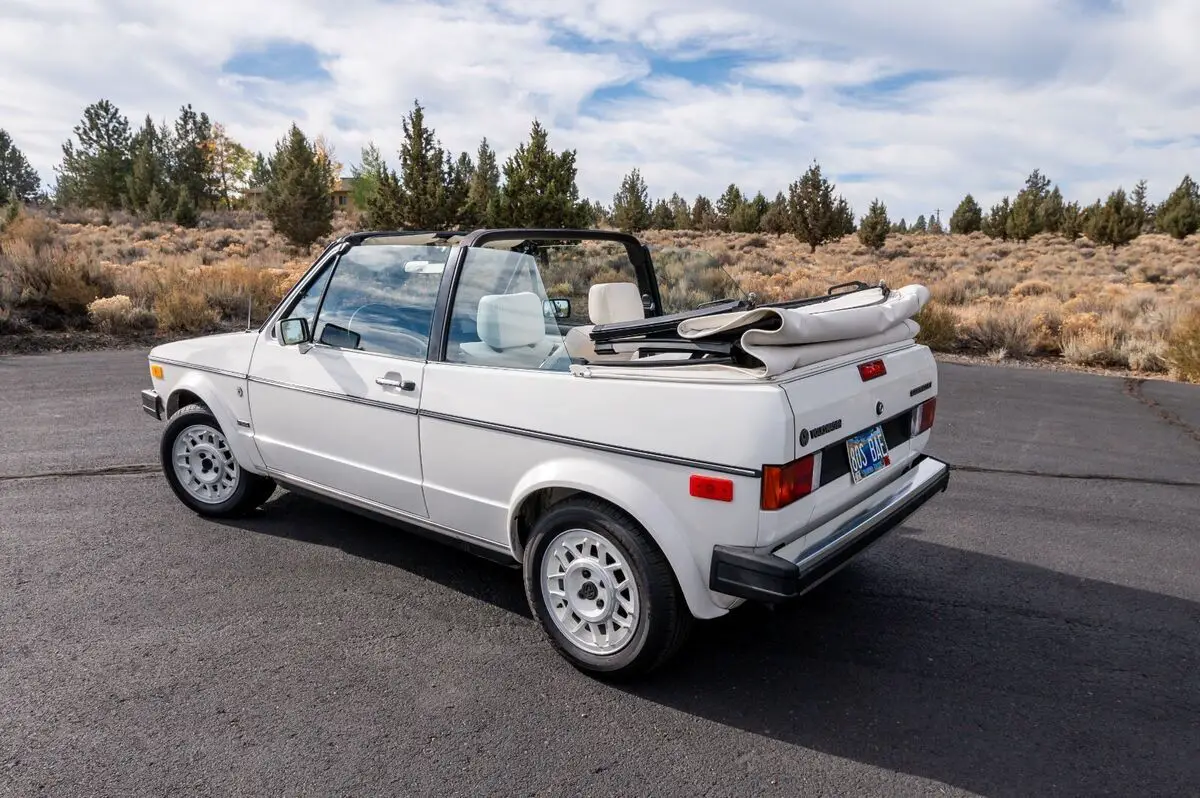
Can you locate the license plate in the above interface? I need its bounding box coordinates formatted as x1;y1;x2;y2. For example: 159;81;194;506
847;425;891;483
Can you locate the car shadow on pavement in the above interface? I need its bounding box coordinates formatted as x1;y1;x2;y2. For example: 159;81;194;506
623;531;1199;797
221;493;1197;796
221;489;533;618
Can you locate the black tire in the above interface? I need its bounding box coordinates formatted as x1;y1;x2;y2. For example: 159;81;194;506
522;496;693;679
159;403;276;518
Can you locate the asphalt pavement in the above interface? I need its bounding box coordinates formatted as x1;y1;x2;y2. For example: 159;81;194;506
1;349;1197;797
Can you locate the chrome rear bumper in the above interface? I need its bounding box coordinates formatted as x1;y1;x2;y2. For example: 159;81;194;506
709;455;950;602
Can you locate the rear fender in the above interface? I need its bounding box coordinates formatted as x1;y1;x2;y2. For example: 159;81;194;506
508;458;735;620
165;370;267;476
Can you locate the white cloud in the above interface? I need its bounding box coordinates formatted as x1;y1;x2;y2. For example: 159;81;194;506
0;0;1197;224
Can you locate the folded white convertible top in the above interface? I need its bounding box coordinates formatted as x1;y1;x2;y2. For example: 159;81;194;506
675;284;930;377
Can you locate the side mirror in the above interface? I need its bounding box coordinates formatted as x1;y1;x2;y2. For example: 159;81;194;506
276;317;309;346
318;322;361;350
544;297;571;320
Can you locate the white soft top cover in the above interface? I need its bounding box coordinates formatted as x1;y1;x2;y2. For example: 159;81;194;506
672;283;930;377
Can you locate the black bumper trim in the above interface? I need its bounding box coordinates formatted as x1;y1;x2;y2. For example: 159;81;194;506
709;455;950;603
141;389;162;420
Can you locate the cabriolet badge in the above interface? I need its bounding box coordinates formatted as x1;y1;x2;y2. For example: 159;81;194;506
801;418;842;447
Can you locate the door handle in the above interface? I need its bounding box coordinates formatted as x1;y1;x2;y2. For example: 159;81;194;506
376;376;417;391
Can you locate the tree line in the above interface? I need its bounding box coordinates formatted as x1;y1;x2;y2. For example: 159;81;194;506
2;97;1198;252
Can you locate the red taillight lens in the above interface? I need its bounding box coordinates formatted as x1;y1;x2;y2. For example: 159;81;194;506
858;359;887;381
913;397;937;434
690;474;734;502
761;454;816;511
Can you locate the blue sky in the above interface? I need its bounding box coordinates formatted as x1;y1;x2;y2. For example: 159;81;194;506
1;0;1198;224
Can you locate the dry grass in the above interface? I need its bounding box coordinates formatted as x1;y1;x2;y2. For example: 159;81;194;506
1;209;1198;382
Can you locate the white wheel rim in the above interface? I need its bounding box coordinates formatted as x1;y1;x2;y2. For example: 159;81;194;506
541;528;641;656
171;423;240;504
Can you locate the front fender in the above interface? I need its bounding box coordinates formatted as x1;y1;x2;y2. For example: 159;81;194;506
507;458;738;620
165;370;267;476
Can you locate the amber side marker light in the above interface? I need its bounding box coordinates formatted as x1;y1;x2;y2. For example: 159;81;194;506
150;364;164;380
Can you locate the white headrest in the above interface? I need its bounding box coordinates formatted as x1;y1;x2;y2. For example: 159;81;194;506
589;282;644;324
476;292;546;350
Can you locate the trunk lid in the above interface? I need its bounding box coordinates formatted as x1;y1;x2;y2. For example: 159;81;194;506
756;340;938;549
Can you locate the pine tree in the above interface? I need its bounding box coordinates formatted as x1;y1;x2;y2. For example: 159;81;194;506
928;211;944;234
125;116;168;214
1130;178;1150;234
1156;175;1200;240
667;192;691;229
0;129;42;204
492;119;589;228
715;183;744;231
857;198;890;250
787;161;839;252
892;218;908;234
729;202;760;233
690;195;717;230
649;198;674;230
949;194;982;234
444;151;474;227
760;191;790;235
1061;201;1083;241
912;214;927;233
263;124;333;248
1087;187;1139;250
55;99;133;209
982;197;1011;240
365;164;404;230
173;189;198;228
1007;190;1039;242
248;152;272;188
1039;186;1065;235
390;101;448;228
170;104;215;209
144;185;166;222
464;137;499;227
611;168;652;232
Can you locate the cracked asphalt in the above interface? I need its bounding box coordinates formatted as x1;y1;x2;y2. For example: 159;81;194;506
1;349;1197;797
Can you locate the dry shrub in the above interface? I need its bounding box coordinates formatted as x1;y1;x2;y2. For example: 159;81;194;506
154;284;220;333
1122;338;1168;373
914;301;958;350
1128;262;1170;285
87;294;157;332
958;305;1037;357
1010;279;1054;297
1062;329;1127;368
2;213;58;251
1165;308;1200;382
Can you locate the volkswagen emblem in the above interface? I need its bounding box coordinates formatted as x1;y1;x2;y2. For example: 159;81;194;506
798;428;810;447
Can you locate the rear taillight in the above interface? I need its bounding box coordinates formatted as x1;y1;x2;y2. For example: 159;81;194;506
912;397;937;435
761;454;816;511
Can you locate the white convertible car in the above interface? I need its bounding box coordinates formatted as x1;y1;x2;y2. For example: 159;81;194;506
140;228;949;677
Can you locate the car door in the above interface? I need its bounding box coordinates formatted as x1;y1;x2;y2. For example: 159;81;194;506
247;240;450;518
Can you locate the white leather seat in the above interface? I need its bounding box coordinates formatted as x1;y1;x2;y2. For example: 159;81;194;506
563;282;645;362
459;291;558;368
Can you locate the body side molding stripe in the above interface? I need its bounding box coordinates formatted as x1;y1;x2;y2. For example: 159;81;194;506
247;375;418;415
151;357;246;380
420;410;762;478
